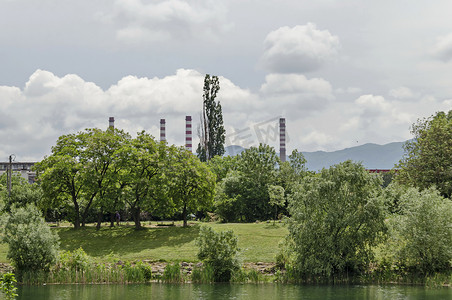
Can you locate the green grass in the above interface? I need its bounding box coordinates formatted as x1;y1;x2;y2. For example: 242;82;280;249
0;222;288;264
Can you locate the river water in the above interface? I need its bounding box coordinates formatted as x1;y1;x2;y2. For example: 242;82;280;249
16;283;452;300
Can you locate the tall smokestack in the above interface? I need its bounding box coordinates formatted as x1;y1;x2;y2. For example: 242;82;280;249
280;118;286;162
160;119;166;142
109;117;115;129
185;116;192;152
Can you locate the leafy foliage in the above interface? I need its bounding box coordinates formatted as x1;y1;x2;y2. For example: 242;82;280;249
196;226;240;282
167;147;216;227
234;144;280;221
197;74;225;161
397;110;452;198
0;273;17;300
1;205;59;273
0;173;42;212
284;161;386;278
384;187;452;274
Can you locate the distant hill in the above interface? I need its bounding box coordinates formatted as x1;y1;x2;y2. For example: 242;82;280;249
224;141;406;171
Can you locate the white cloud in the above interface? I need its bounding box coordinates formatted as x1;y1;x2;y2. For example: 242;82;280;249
109;0;232;43
1;68;450;162
260;23;340;73
389;86;418;100
259;73;334;117
432;33;452;62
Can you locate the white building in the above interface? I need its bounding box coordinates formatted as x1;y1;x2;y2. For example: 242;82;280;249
0;162;36;184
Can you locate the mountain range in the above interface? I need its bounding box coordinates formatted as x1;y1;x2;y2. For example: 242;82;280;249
224;141;406;171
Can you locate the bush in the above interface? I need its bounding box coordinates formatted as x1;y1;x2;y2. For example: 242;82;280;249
58;248;91;272
1;204;59;274
283;161;386;278
196;226;240;282
0;273;18;300
384;187;452;274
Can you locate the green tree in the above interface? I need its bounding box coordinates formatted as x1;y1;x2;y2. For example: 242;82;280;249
397;110;452;198
197;74;225;161
214;170;244;222
0;173;42;212
35;128;131;229
121;132;171;229
167;147;215;227
207;155;238;183
196;226;240;282
284;161;385;278
82;128;131;229
34;133;87;229
268;185;285;225
384;187;452;274
236;144;280;221
1;204;59;274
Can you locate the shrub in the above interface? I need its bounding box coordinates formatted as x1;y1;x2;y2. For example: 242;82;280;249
1;204;59;274
58;247;90;272
385;187;452;274
0;273;18;300
283;161;386;278
196;226;240;282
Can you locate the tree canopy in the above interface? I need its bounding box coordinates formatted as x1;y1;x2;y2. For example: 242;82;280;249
197;74;225;161
284;161;385;278
397;110;452;198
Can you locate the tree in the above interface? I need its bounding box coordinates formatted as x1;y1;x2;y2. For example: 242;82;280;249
197;74;226;161
121;132;171;229
236;144;280;221
34;133;86;229
268;185;285;225
1;204;59;274
167;146;215;227
214;144;281;222
0;173;42;213
35;128;132;229
383;187;452;274
397;110;452;198
284;161;386;278
196;226;240;282
82;128;131;229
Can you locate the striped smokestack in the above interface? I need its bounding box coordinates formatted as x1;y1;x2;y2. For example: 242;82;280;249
185;116;192;152
280;118;286;162
109;117;115;129
160;119;166;142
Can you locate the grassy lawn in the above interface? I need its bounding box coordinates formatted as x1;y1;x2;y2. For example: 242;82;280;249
0;222;288;264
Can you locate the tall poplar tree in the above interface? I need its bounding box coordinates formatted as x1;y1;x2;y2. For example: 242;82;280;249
197;74;226;161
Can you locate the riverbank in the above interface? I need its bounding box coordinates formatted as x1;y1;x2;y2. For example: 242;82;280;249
0;221;287;264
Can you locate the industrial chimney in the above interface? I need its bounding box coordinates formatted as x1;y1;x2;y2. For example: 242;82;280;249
185;116;192;152
109;117;115;129
160;119;166;142
279;118;286;162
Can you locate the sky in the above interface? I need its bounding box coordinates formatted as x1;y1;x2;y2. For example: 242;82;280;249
1;0;452;161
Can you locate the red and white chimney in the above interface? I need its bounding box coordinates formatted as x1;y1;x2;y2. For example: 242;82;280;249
279;118;286;162
160;119;166;142
109;117;115;129
185;116;192;152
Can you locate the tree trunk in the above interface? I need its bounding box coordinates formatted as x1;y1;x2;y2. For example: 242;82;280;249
183;202;187;227
73;197;80;229
110;212;115;227
132;207;141;229
96;210;103;230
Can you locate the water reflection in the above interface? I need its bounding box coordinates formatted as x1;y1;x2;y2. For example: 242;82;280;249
17;283;452;300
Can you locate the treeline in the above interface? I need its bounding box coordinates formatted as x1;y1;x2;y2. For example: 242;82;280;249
1;128;215;229
1;110;451;283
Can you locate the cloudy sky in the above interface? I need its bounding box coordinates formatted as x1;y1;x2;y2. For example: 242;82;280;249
1;0;452;161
